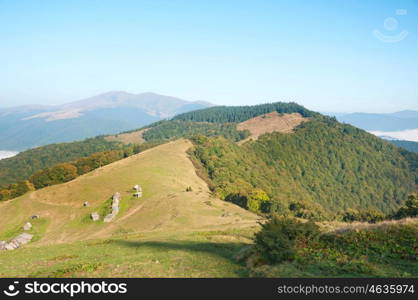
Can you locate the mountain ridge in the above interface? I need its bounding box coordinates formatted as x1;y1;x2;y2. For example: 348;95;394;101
334;110;418;132
0;91;212;150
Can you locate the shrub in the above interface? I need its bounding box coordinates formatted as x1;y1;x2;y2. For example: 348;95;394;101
341;208;385;223
393;194;418;219
30;163;78;189
288;200;327;221
254;216;320;264
225;189;270;214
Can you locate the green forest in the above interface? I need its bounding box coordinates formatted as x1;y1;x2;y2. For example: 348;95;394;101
0;141;161;201
143;120;250;142
0;137;123;188
173;102;319;123
190;116;418;218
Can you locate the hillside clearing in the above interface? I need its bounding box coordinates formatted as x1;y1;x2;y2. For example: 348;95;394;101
104;128;148;145
237;112;308;144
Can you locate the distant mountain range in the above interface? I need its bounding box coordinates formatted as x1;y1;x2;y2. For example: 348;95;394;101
0;91;212;150
332;110;418;132
324;110;418;143
390;140;418;153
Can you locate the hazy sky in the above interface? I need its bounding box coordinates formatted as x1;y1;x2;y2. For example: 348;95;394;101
0;0;417;112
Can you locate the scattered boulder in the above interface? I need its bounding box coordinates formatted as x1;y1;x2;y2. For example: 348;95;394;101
133;185;143;197
83;201;90;207
104;192;121;223
12;233;33;245
1;233;33;251
113;192;121;201
31;215;39;219
91;212;100;221
103;215;113;223
23;222;32;231
5;242;18;251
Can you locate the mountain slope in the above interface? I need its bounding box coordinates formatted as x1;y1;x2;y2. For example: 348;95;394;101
0;92;211;150
188;113;417;217
0;139;258;245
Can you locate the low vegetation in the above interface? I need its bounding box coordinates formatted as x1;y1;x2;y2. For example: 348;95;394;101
0;142;162;201
244;216;418;277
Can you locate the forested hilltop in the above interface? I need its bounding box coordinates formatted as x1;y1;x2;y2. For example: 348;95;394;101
173;102;319;123
190;117;418;218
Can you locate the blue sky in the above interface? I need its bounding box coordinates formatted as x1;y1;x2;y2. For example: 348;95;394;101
0;0;417;112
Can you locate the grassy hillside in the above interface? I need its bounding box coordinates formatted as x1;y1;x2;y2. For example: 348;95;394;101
0;139;258;246
191;117;418;217
0;138;416;278
0;228;258;277
0;139;259;277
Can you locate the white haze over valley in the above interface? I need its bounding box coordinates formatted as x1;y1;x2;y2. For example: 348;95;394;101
0;151;18;160
369;129;418;142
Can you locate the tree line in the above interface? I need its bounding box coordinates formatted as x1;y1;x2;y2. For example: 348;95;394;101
0;141;161;202
0;137;124;188
173;102;319;123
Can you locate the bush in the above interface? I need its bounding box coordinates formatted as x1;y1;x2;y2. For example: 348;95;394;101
30;163;78;189
0;180;35;201
341;208;385;223
225;188;270;214
288;200;327;221
254;216;320;264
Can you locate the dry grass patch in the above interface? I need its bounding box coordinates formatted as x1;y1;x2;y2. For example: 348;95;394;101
237;112;308;144
105;129;148;145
